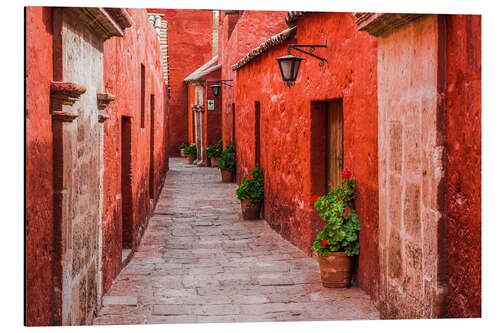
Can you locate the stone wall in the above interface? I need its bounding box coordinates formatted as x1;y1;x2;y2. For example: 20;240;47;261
372;14;449;319
227;11;380;301
60;11;104;324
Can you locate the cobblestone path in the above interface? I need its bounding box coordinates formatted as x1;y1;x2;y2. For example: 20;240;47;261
94;158;379;325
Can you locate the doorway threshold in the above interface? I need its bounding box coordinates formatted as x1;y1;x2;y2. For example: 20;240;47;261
122;249;132;267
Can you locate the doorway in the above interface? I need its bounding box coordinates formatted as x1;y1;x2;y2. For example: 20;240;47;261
326;100;343;191
310;99;343;244
254;101;261;167
232;103;236;144
121;116;133;256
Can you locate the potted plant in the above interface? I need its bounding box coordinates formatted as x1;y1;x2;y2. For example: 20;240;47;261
236;167;264;220
178;143;187;157
217;140;235;182
183;144;197;164
206;140;223;167
311;169;360;288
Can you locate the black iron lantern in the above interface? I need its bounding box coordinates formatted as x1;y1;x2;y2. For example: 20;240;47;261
276;42;328;87
210;80;232;97
210;84;222;97
275;55;304;87
168;86;171;99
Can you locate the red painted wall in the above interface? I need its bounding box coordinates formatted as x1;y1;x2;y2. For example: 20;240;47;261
204;78;222;165
148;9;214;156
25;6;55;326
445;14;481;318
221;10;288;148
227;12;379;300
187;84;196;144
102;8;169;295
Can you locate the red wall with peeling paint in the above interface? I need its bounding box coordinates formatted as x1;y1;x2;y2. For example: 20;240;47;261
148;9;214;156
445;14;481;318
225;12;379;301
102;8;169;295
25;6;55;326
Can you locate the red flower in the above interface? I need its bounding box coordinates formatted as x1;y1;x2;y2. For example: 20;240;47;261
343;206;351;216
225;140;229;144
321;239;328;246
328;180;331;184
247;175;253;180
342;169;352;179
311;195;319;203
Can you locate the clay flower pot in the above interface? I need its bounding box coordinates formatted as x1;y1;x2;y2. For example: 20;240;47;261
240;199;262;220
220;169;234;182
210;157;220;168
179;149;185;157
186;155;196;164
316;252;353;288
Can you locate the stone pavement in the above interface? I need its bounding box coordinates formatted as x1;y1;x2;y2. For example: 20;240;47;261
93;158;379;325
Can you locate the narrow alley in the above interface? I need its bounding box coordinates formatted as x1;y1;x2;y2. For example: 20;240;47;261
94;158;378;324
25;7;481;326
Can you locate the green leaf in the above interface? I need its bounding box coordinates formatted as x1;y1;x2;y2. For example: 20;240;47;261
311;174;361;257
236;167;264;201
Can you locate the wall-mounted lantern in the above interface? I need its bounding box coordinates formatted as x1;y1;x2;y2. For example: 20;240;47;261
210;80;233;97
275;42;328;87
168;86;171;99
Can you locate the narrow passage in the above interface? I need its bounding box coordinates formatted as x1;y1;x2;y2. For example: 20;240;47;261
94;158;378;325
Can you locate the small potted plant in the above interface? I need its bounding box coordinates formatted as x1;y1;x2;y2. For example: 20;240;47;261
311;169;360;288
236;167;264;220
178;143;187;157
206;140;223;167
183;144;197;164
217;140;235;182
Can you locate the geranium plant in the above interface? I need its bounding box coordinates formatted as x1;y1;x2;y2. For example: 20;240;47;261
178;143;187;150
217;141;236;170
206;140;223;159
311;169;361;256
183;144;197;156
236;167;264;202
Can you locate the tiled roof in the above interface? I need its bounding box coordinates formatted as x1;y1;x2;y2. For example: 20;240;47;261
285;11;307;27
184;56;221;82
231;26;297;71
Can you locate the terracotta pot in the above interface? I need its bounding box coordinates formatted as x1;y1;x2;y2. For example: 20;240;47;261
240;199;262;220
180;149;185;157
316;252;353;288
186;155;196;164
210;157;220;168
220;169;234;182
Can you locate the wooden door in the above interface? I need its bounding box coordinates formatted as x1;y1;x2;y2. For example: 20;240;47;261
255;101;261;167
326;101;343;191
